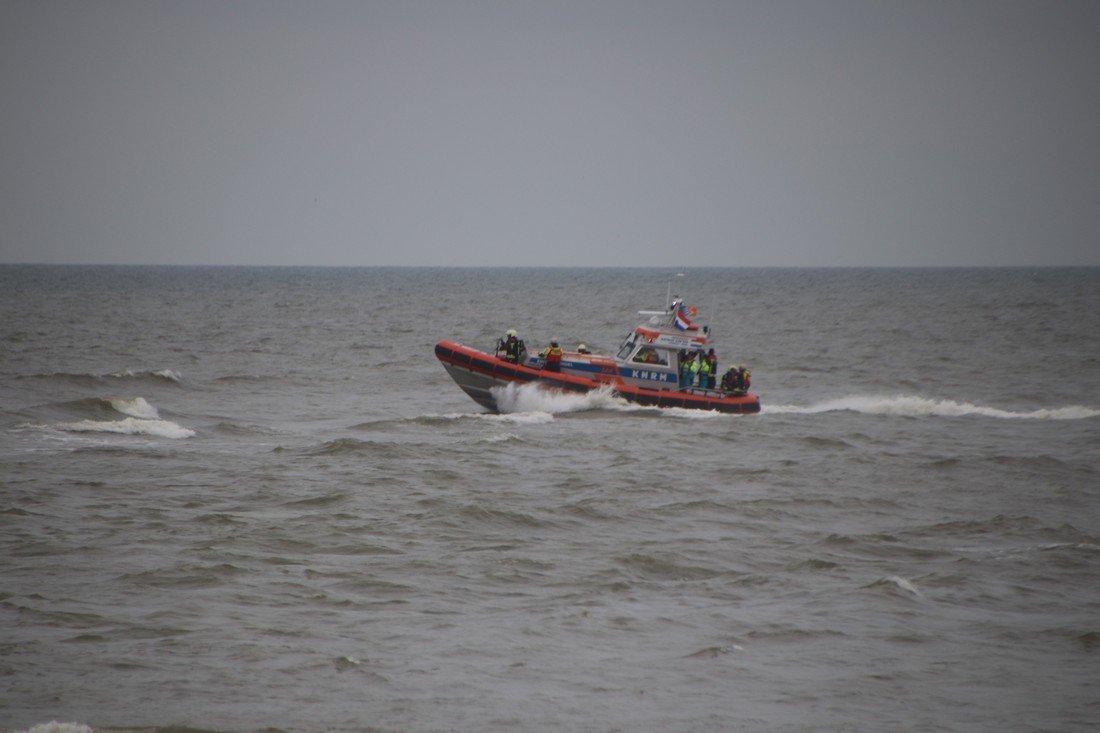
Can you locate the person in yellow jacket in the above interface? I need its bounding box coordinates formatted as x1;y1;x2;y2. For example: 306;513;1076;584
697;351;711;387
541;338;563;372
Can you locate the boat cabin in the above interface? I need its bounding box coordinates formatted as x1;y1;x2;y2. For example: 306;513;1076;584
613;324;708;390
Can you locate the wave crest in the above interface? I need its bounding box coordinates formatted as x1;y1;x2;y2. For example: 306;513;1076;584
763;395;1099;420
57;417;195;439
18;724;95;733
106;396;160;419
19;368;182;385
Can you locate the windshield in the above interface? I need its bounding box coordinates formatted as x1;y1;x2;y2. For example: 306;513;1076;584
616;333;636;360
632;345;669;366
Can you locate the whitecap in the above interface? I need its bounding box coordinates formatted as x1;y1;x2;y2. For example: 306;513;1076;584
107;396;160;419
763;394;1100;420
333;655;362;671
19;723;95;733
866;575;925;599
58;417;196;439
106;368;182;382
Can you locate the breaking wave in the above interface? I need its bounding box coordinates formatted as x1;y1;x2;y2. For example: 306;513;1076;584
28;396;196;439
763;395;1100;420
110;368;182;382
864;575;926;599
18;368;182;385
16;724;95;733
56;417;196;439
104;396;160;419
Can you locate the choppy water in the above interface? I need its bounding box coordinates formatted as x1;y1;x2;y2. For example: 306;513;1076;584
2;266;1098;733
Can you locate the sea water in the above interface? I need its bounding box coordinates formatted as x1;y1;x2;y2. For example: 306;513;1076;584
1;266;1098;732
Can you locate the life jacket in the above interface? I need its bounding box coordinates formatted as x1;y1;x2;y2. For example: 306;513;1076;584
505;337;524;363
544;344;562;371
721;367;743;392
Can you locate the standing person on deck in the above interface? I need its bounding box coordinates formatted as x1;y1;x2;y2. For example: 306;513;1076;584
497;329;525;364
697;350;711;388
678;351;693;389
680;351;699;388
706;349;718;388
541;338;563;372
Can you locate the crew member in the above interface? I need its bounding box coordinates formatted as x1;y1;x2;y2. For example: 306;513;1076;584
678;351;693;389
720;365;751;394
577;343;591;354
498;329;525;364
720;367;737;393
706;349;718;389
541;338;563;372
697;350;712;388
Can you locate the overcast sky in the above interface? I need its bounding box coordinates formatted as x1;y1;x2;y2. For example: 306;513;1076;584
2;1;1098;267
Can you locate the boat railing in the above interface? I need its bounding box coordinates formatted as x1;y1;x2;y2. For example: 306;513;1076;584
680;385;747;398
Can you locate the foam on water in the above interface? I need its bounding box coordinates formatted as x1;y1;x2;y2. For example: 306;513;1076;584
479;410;556;425
883;575;924;598
57;417;196;439
28;396;195;439
662;406;732;420
107;396;160;419
763;394;1100;420
109;368;183;382
491;382;629;415
18;724;94;733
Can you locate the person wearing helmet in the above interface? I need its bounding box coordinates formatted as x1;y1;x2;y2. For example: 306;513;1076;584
497;328;525;364
541;338;563;372
720;364;750;394
577;343;591;354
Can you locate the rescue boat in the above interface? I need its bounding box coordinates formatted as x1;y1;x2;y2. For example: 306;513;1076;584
435;297;760;414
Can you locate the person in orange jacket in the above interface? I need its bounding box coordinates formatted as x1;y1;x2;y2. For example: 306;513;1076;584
541;338;563;372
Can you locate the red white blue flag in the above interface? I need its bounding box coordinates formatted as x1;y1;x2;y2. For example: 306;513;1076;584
674;305;696;331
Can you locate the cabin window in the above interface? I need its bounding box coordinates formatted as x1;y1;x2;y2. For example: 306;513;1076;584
616;334;636;361
632;345;668;366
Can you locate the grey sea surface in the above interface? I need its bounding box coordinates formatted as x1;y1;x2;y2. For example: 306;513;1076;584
2;266;1098;733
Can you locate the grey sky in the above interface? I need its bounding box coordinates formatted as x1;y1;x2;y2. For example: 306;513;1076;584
2;0;1098;266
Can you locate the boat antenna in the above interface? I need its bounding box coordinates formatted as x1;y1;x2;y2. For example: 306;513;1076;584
669;271;685;309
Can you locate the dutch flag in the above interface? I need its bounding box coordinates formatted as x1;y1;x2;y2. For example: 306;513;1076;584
674;305;695;331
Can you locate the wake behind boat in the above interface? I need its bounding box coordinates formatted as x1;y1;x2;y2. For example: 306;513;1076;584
435;295;760;414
